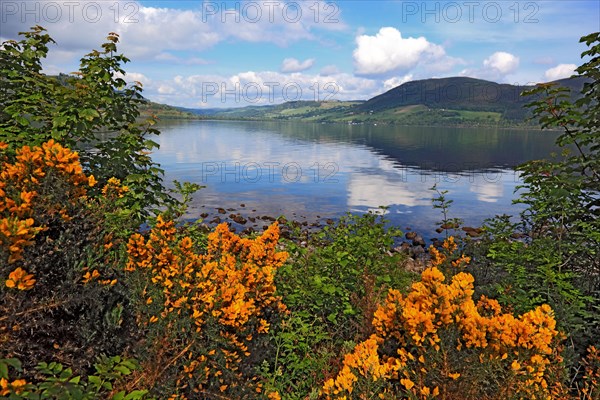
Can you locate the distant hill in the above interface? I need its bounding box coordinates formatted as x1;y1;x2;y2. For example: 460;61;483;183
170;76;589;127
138;100;200;120
358;76;588;122
181;100;364;121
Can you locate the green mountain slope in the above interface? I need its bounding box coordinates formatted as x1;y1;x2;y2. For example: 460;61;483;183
358;76;588;122
359;77;530;120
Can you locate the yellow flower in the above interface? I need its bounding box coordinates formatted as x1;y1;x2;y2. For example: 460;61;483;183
10;379;26;394
451;254;471;268
442;236;457;253
258;318;270;334
124;218;290;392
88;174;97;187
0;378;28;395
267;392;281;400
5;267;36;290
400;378;415;390
82;269;100;284
0;378;9;396
429;245;446;266
102;177;128;197
325;258;561;399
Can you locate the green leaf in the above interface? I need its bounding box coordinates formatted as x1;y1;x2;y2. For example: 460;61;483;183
87;375;101;388
59;368;73;380
326;313;337;323
14;115;30;126
112;391;125;400
124;390;149;400
113;365;131;375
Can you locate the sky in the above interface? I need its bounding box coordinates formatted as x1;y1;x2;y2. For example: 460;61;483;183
1;0;599;108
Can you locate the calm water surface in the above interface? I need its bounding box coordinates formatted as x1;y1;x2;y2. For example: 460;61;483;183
152;120;559;239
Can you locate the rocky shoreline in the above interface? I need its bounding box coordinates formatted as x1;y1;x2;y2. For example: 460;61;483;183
189;205;488;275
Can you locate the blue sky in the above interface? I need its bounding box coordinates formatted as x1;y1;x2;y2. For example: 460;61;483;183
1;0;599;107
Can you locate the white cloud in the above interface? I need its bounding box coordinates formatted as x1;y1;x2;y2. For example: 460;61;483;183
281;58;315;73
114;71;151;85
158;84;176;94
483;52;520;75
383;75;413;91
544;64;577;81
352;27;452;77
469;179;503;203
348;172;432;209
461;51;521;82
141;70;382;108
1;1;347;67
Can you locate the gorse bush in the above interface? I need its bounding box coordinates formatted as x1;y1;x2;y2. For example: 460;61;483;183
0;140;137;376
322;239;567;400
125;217;288;398
0;140;91;263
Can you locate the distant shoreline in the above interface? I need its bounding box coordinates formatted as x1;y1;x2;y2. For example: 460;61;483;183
155;116;554;131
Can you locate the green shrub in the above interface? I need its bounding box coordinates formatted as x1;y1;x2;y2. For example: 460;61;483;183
0;356;149;399
277;212;412;341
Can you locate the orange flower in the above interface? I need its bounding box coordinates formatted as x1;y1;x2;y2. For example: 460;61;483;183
325;257;560;399
400;378;415;390
88;175;98;187
9;379;26;394
102;177;129;198
82;269;100;284
0;378;9;396
451;254;471;268
5;267;36;290
125;218;288;394
0;217;44;263
442;236;457;253
0;378;28;395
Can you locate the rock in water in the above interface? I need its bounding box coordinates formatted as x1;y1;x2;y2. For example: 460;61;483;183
412;235;425;247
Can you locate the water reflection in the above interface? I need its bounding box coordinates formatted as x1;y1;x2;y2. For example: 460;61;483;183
151;120;556;237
